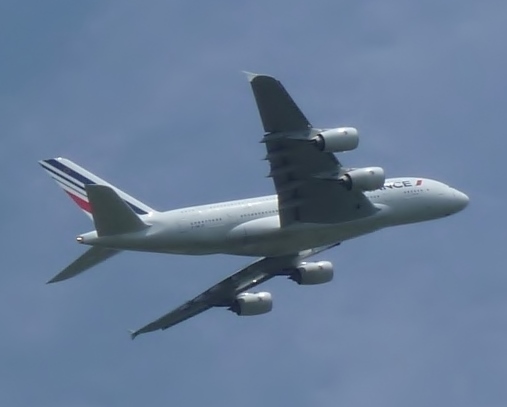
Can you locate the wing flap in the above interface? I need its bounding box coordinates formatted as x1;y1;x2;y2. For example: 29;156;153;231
265;136;377;225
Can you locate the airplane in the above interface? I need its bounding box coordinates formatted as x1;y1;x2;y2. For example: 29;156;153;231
39;73;469;339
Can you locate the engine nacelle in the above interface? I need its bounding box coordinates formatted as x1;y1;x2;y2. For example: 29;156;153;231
339;166;385;191
313;127;359;152
229;292;273;316
289;261;334;285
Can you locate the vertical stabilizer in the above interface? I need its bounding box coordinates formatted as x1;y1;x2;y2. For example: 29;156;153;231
39;157;155;219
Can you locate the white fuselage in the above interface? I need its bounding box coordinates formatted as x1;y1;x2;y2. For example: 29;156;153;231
80;177;469;257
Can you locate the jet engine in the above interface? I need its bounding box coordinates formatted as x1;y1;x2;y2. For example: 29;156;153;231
312;127;359;152
339;166;385;191
289;261;334;285
229;292;273;316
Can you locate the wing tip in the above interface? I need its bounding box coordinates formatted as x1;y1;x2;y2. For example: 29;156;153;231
242;71;272;82
242;71;258;82
46;274;64;284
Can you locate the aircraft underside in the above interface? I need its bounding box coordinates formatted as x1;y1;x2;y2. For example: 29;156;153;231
224;222;384;257
141;212;389;257
37;72;469;336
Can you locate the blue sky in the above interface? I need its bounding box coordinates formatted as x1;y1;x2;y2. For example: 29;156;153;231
2;1;506;406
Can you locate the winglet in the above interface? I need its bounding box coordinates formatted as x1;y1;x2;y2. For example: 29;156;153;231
242;71;260;82
129;329;138;340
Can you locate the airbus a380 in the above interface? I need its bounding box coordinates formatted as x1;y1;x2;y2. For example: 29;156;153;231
39;73;469;338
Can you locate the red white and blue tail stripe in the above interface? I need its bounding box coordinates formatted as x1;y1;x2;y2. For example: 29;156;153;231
39;157;155;218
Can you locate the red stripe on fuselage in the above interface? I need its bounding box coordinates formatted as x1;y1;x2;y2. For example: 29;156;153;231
65;191;92;213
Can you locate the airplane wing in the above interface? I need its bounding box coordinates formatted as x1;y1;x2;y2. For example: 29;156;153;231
246;73;377;226
130;244;339;339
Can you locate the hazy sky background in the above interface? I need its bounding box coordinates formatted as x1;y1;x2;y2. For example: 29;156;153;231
2;1;506;406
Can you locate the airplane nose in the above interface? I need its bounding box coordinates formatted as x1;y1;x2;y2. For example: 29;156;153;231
452;189;469;211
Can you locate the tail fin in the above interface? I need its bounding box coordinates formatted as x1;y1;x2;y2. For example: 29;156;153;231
47;246;120;283
39;157;155;219
86;184;148;236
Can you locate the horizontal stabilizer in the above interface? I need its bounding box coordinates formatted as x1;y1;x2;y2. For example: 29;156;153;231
86;184;148;236
47;246;120;283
